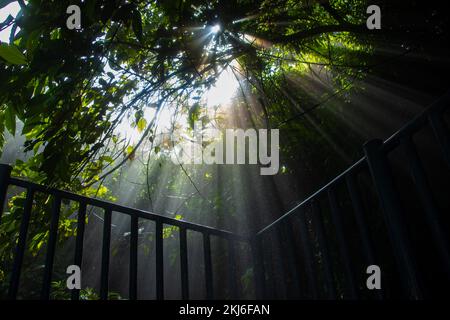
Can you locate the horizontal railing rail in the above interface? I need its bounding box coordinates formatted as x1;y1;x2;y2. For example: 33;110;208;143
252;90;450;299
1;90;449;300
5;176;247;242
255;90;450;238
0;167;249;301
255;158;367;237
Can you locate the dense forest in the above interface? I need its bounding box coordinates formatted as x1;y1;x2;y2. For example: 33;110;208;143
0;0;449;300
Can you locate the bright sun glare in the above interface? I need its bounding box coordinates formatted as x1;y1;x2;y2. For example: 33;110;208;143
0;4;239;143
205;64;239;108
211;24;221;34
120;64;240;143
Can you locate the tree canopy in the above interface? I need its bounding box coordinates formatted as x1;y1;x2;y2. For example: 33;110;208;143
2;0;450;300
0;0;377;187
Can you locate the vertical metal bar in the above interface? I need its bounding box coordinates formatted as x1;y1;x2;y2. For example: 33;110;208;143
345;174;377;265
100;208;112;300
71;202;87;301
263;238;275;298
179;227;189;300
327;188;358;299
41;196;62;300
364;139;422;299
429;111;450;168
273;228;288;299
401;135;450;275
280;222;302;298
310;199;336;299
155;220;164;300
296;207;318;299
227;239;238;299
346;173;383;299
0;164;12;224
129;214;138;300
203;233;214;299
250;236;266;299
8;188;34;300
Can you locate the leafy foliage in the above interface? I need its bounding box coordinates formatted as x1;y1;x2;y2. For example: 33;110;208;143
0;0;374;187
0;0;384;299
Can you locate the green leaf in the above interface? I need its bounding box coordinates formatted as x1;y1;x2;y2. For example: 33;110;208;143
137;117;147;133
188;103;201;129
100;156;114;164
0;42;27;65
99;78;108;87
126;146;134;155
132;10;143;42
134;110;144;121
4;107;15;135
0;112;4;151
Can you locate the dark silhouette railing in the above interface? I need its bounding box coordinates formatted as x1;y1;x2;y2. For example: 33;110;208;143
0;91;449;300
253;90;450;299
0;168;249;300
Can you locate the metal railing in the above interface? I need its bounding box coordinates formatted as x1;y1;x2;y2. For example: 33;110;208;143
252;90;450;299
0;91;449;300
0;168;249;300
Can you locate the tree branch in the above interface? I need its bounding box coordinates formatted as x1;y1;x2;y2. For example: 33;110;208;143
271;24;371;43
321;1;346;25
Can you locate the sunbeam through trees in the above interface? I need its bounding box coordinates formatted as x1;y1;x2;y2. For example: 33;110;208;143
0;0;449;306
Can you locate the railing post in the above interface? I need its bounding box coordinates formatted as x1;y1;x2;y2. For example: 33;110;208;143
280;222;302;298
179;227;189;300
346;173;383;299
100;208;112;300
203;233;214;299
310;200;336;299
129;214;138;300
0;164;12;224
72;202;87;300
428;111;450;168
227;240;238;299
345;174;377;266
250;236;266;299
363;139;422;299
327;188;358;299
8;188;34;300
401;135;450;277
296;207;318;299
155;220;164;300
41;196;62;300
